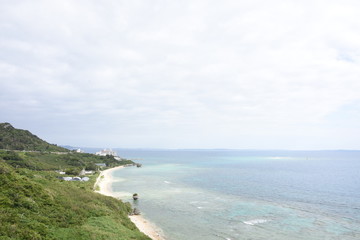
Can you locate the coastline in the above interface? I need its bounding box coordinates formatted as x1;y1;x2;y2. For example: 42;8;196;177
94;166;165;240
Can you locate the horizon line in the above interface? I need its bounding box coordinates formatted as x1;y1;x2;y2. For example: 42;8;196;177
61;145;360;152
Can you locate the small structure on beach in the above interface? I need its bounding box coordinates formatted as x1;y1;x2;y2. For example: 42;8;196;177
133;193;139;200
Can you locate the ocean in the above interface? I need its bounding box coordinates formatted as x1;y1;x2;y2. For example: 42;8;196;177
109;150;360;240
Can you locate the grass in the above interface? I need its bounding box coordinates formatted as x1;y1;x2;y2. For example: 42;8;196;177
0;123;148;239
0;155;150;240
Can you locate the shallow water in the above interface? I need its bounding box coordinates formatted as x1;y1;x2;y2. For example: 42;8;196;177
111;150;360;240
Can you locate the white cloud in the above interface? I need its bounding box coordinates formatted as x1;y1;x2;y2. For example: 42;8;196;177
1;0;360;149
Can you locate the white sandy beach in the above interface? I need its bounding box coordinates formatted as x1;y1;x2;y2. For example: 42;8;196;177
94;166;165;240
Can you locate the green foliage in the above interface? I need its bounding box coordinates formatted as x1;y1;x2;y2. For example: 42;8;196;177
0;151;31;169
0;123;68;152
0;150;133;172
0;123;146;239
0;160;150;240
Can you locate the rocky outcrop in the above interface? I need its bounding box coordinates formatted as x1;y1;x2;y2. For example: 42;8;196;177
132;208;141;215
133;193;139;200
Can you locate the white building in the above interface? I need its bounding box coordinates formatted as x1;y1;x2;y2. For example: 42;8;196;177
95;149;118;156
79;169;95;176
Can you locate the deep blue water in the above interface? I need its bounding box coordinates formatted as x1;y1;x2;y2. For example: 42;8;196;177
109;150;360;240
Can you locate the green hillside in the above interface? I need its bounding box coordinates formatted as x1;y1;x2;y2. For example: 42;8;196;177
0;123;149;240
0;159;150;240
0;123;68;152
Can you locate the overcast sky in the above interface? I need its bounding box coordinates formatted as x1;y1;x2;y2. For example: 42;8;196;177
1;0;360;149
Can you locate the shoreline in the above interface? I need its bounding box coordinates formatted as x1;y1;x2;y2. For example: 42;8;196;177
94;166;165;240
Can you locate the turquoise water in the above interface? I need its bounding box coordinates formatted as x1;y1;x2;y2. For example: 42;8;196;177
110;150;360;240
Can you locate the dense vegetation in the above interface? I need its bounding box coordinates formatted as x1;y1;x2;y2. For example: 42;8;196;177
0;123;149;239
0;150;134;174
0;159;150;240
0;123;68;152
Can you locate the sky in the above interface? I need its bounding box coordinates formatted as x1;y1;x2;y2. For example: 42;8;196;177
1;0;360;150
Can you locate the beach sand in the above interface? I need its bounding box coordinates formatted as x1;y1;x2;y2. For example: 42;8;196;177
94;166;165;240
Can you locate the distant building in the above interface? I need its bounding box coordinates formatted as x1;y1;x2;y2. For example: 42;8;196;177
59;176;90;181
79;169;94;176
60;177;73;181
76;148;84;153
82;177;90;182
95;149;117;156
